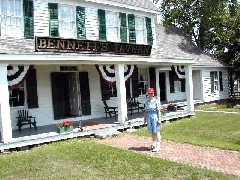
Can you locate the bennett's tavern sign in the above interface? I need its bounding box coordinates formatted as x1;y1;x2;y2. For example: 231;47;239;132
35;37;151;56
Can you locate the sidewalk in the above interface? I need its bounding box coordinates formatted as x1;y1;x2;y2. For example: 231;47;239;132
96;133;240;177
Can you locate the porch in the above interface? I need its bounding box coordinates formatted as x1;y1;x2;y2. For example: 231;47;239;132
0;105;194;151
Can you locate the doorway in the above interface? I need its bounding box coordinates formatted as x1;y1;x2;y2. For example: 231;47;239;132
51;72;91;120
159;72;166;101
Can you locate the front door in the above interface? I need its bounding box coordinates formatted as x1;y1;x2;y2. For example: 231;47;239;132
51;72;89;120
68;73;80;116
159;72;166;101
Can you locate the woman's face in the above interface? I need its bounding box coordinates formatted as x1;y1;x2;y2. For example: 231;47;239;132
148;93;154;97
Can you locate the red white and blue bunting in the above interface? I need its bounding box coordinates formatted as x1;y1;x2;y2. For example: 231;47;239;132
96;65;135;83
7;65;31;89
171;65;185;79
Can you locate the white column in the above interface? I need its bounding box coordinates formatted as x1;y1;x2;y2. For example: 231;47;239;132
185;65;194;112
155;68;161;103
115;64;128;125
0;64;13;143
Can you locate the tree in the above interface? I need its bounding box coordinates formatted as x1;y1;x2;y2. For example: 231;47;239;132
157;0;240;79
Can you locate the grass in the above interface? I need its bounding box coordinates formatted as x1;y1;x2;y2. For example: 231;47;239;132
135;111;240;151
0;138;238;180
195;98;240;112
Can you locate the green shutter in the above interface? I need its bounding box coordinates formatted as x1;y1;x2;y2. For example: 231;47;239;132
23;0;34;38
128;14;136;44
219;71;223;91
98;9;106;41
120;13;127;43
210;71;214;93
48;3;59;37
76;6;86;39
26;68;38;108
146;17;153;45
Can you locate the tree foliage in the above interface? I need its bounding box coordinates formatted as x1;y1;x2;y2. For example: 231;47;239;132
158;0;240;77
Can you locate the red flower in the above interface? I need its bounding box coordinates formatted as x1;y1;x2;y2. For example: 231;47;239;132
57;120;73;128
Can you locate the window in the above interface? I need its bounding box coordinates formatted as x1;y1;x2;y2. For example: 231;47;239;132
210;71;223;92
48;3;59;37
9;83;25;107
59;5;75;38
1;0;22;38
138;68;148;95
169;71;185;93
135;17;146;44
106;11;119;42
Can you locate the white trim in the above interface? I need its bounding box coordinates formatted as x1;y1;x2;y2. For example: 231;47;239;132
0;54;195;65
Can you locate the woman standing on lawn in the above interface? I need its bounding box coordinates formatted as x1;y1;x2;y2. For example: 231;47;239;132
144;88;162;152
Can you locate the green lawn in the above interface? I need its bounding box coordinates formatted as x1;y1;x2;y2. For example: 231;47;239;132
135;111;240;151
0;139;238;180
195;98;240;113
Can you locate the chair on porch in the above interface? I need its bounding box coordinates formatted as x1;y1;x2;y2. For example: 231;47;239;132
103;100;118;120
127;98;144;115
16;109;37;132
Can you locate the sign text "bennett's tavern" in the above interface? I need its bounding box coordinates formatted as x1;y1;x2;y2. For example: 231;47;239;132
35;37;151;56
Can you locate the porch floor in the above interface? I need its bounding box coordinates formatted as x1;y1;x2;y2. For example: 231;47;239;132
1;107;194;151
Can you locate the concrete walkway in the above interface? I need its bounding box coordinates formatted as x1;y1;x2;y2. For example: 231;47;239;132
96;133;240;177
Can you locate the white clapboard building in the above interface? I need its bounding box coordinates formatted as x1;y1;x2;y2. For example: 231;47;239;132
0;0;228;143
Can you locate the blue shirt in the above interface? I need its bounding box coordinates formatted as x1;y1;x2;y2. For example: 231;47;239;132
144;98;161;113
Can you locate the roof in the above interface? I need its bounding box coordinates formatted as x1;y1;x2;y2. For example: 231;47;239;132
151;24;226;67
106;0;159;12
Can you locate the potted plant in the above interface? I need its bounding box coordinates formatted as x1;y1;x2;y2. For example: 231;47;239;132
57;120;73;133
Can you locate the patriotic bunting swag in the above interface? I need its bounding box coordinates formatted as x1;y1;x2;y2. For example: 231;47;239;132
7;65;31;89
96;65;135;83
171;65;185;79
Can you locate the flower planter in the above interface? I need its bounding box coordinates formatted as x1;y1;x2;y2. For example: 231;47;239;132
57;127;65;133
64;125;73;132
162;111;167;116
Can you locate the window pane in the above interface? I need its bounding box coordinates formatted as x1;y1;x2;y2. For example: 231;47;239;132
9;83;25;107
106;12;119;42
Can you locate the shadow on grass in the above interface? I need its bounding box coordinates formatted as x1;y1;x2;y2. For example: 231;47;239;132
129;146;149;151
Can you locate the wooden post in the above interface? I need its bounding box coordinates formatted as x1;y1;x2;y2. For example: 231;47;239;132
115;64;128;125
0;64;13;143
185;65;194;112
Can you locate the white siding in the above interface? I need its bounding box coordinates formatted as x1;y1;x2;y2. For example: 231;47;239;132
202;68;229;102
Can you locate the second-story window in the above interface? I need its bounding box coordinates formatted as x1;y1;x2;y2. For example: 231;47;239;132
106;11;119;42
48;3;59;37
59;5;75;38
1;0;22;38
136;17;145;44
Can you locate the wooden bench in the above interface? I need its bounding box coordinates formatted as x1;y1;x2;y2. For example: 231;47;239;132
103;101;118;119
16;109;37;132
